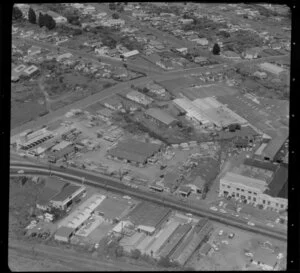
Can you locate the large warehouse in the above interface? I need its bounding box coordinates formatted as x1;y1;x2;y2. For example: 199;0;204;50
126;202;171;235
107;139;162;166
173;97;247;128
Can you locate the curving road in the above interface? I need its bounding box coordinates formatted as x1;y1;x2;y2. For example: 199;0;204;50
10;162;287;242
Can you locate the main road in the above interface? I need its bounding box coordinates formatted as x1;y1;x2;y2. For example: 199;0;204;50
10;161;287;242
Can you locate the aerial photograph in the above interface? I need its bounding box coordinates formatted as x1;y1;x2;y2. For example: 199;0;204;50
9;2;290;271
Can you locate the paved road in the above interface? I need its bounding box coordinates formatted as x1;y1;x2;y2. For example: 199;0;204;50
9;239;157;271
10;75;151;137
10;162;287;241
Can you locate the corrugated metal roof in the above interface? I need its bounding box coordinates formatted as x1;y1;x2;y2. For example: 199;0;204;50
262;133;289;160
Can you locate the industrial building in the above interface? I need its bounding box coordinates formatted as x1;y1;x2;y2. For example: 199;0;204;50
17;128;54;151
219;170;287;211
50;184;86;210
145;108;178;127
121;49;140;59
58;194;106;231
54;226;74;243
173;97;247;128
37;177;67;211
171;218;213;265
159;223;192;258
260;133;289;162
107;139;162;166
126;202;171;235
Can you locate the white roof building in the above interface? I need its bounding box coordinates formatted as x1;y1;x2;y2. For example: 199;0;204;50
58;194;106;230
122;50;140;58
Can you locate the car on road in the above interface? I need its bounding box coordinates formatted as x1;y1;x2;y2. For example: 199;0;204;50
17;170;25;174
247;221;255;226
210;206;218;211
123;195;131;200
186;213;193;217
266;223;274;228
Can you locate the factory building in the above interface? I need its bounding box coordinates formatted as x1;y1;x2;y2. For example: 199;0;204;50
37;177;67;211
219;170;287;212
17;128;54;151
58;194;106;231
145;108;178;127
159;224;192;258
50;184;86;210
171;218;213;265
173;97;247;128
126;202;171;235
107;139;162;166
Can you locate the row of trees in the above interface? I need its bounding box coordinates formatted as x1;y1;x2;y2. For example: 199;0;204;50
28;7;56;30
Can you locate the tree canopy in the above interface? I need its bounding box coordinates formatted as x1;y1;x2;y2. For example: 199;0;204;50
28;7;37;24
13;6;23;20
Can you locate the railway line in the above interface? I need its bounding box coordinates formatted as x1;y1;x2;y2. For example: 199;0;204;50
10;162;287;241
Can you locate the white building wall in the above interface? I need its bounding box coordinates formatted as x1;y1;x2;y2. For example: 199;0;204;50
219;178;287;211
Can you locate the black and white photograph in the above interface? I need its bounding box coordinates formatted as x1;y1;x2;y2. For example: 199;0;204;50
8;2;292;271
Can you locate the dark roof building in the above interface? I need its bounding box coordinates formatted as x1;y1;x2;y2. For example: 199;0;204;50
145;108;177;126
37;177;67;208
107;139;162;164
54;226;74;242
126;202;171;230
264;165;288;198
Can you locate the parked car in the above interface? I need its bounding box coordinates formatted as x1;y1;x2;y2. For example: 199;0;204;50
220;209;227;214
247;221;255;226
266;223;274;228
218;230;224;236
17;170;24;174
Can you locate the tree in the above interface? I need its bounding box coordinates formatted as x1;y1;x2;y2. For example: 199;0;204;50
212;43;221;55
112;13;120;19
13;6;23;20
28;7;37;24
45;14;56;30
38;12;45;27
